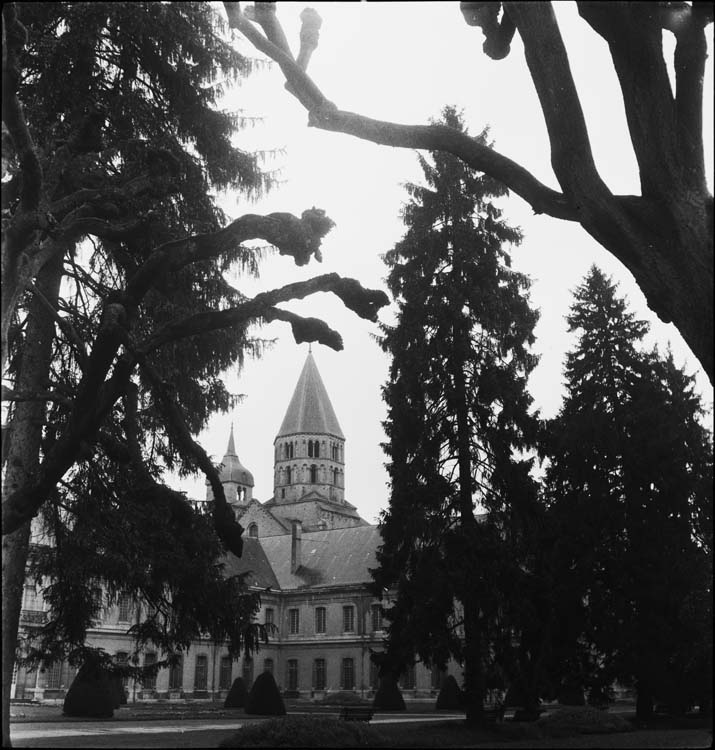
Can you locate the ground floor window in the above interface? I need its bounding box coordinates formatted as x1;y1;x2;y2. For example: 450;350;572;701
143;653;157;689
341;658;354;690
115;652;129;688
400;664;415;690
194;654;208;691
287;659;298;691
45;661;62;690
168;655;183;691
431;665;446;691
263;658;274;675
219;657;232;690
313;658;326;690
369;659;379;690
242;657;254;688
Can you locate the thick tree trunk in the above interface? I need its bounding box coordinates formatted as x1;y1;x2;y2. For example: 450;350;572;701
1;251;63;747
1;523;31;748
451;317;487;725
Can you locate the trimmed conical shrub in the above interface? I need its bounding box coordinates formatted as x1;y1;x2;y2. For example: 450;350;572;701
435;675;463;710
372;675;405;711
224;676;248;708
63;663;115;718
245;671;286;715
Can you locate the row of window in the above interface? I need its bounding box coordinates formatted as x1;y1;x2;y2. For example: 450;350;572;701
33;654;444;694
279;465;343;486
130;653;257;692
277;440;344;462
283;659;439;691
286;657;360;691
276;604;383;635
24;586;136;624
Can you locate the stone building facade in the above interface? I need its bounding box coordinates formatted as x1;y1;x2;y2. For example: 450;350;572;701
12;351;458;702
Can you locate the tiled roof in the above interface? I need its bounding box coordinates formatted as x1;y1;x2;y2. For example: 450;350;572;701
259;525;380;590
220;537;280;590
276;352;344;439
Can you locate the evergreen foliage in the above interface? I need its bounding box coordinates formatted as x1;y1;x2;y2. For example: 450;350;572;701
2;4;385;733
372;675;406;712
62;661;115;718
224;676;248;708
543;266;713;721
244;671;286;716
372;106;542;723
435;675;464;710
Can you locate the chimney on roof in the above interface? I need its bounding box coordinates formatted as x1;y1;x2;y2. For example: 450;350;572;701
291;520;302;573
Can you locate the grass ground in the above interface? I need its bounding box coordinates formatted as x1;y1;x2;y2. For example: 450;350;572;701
11;698;712;749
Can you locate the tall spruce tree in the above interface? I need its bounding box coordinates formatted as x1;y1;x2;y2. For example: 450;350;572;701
1;4;387;743
544;266;713;719
372;107;541;724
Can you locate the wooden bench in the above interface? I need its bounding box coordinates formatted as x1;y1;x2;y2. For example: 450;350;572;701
340;705;374;722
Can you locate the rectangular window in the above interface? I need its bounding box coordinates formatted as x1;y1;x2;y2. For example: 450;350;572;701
194;654;208;691
91;586;103;625
342;605;355;633
264;608;274;626
143;653;157;690
313;658;326;690
289;608;300;635
371;603;383;632
400;664;415;690
341;658;355;690
168;655;183;691
263;658;274;675
287;659;298;691
242;657;253;687
45;661;62;690
431;665;446;691
315;606;326;634
219;656;232;690
118;594;132;622
369;659;380;690
115;652;129;688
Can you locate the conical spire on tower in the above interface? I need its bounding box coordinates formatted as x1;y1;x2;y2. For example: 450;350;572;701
273;351;345;505
277;352;344;439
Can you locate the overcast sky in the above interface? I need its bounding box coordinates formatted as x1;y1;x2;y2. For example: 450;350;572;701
171;2;713;525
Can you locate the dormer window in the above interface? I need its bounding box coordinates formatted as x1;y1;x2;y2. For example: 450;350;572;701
248;523;258;538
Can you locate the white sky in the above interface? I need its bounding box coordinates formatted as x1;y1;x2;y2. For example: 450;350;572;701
171;2;714;525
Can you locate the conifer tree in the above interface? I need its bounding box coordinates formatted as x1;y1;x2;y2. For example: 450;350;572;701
544;266;713;719
1;4;387;743
373;107;541;724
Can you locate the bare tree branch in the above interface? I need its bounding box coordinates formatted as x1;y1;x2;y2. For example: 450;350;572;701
227;4;576;219
126;209;335;304
227;2;713;381
138;273;388;354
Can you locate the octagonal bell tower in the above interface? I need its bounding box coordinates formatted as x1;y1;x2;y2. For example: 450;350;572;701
273;351;345;505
